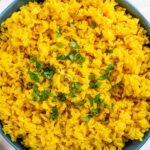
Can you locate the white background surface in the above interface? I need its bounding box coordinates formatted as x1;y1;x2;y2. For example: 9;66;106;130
0;0;150;150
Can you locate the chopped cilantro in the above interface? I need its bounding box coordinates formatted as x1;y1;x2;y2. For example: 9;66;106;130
83;115;91;122
39;90;50;101
75;100;85;106
89;82;101;89
58;93;67;102
30;57;37;63
30;57;43;72
97;72;109;80
94;94;104;105
91;108;100;116
105;64;114;72
57;53;67;60
51;107;59;120
36;61;43;72
88;98;94;107
90;21;96;29
70;82;81;97
41;66;55;80
57;42;63;48
68;50;78;61
33;84;38;92
52;96;57;102
72;82;81;91
29;71;40;82
88;74;96;81
105;49;113;53
32;91;38;101
75;53;85;66
111;103;115;110
55;30;61;38
70;39;80;49
68;50;85;66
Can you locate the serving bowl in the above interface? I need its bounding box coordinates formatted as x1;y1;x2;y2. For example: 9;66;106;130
0;0;150;150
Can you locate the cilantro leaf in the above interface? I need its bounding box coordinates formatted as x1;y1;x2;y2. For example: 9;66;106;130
70;39;80;49
89;82;101;89
33;84;38;92
29;71;40;82
97;73;109;80
58;93;67;102
88;74;96;81
55;30;61;38
83;115;91;122
94;94;104;105
32;91;38;101
68;50;85;66
36;61;43;72
75;100;85;106
30;57;37;63
57;53;67;60
41;66;55;80
105;49;113;53
88;98;94;107
91;108;100;116
90;21;96;29
57;42;63;48
68;50;78;61
51;107;59;120
105;64;114;72
39;90;50;101
70;82;81;97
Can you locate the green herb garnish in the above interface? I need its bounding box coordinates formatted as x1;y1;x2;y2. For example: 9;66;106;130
32;91;38;101
83;115;91;122
90;21;96;29
29;71;40;82
57;42;63;48
89;82;101;89
105;49;113;53
36;61;43;72
30;57;43;72
70;39;80;49
57;53;67;60
33;84;38;92
68;50;85;66
41;66;55;80
51;107;59;120
58;93;67;102
30;57;37;63
94;94;104;105
55;30;61;38
75;53;85;66
68;50;78;61
111;103;115;110
97;72;109;80
105;64;114;72
88;98;94;107
91;108;100;116
39;90;50;101
75;100;85;106
88;74;96;81
70;82;81;97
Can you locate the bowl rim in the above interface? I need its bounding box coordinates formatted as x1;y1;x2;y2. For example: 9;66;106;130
0;0;150;150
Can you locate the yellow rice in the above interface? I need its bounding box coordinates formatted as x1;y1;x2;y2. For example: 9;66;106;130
0;0;150;149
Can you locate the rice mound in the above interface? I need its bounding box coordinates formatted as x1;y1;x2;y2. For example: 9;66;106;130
0;0;150;149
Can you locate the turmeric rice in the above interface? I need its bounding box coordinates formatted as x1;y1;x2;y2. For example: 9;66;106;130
0;0;150;149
